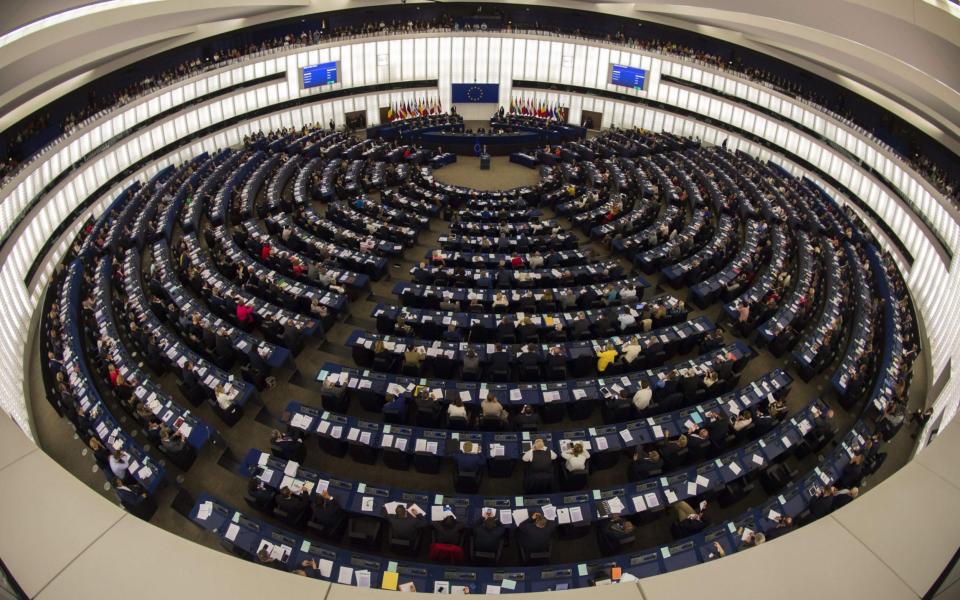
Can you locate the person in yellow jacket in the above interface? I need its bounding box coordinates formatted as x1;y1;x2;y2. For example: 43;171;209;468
596;343;618;373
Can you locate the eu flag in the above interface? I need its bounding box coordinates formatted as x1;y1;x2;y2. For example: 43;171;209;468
451;83;499;103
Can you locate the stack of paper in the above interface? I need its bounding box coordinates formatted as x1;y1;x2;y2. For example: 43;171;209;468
196;501;212;521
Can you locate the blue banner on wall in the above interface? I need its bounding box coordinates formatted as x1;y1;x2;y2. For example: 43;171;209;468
451;83;500;103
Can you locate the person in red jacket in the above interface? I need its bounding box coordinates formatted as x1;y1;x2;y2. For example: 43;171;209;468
291;258;305;277
236;303;255;326
260;244;271;261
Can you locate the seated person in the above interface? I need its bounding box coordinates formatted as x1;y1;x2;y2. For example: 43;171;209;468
214;384;233;412
599;515;636;550
831;486;859;510
628;449;663;481
606;388;633;415
446;397;468;422
321;376;346;402
596;344;618;372
275;485;310;520
403;346;427;371
432;514;466;548
522;438;557;490
560;441;590;473
270;429;303;460
109;450;132;482
673;500;708;536
732;410;753;432
451;441;485;475
686;427;711;457
517;512;558;556
481;394;509;424
517;344;541;372
414;387;442;422
622;337;642;364
113;478;150;509
632;379;653;412
247;478;275;510
386;504;426;546
658;434;687;466
310;489;344;532
382;392;408;416
765;515;794;540
737;527;766;548
472;512;507;554
513;404;541;430
442;323;462;342
159;429;188;458
462;348;481;375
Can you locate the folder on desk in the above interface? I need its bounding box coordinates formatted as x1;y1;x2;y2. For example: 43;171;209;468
381;571;399;591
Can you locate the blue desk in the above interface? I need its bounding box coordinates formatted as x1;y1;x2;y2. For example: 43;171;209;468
189;415;857;592
314;340;755;417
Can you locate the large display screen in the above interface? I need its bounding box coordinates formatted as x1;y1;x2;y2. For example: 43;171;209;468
302;61;339;89
610;64;647;90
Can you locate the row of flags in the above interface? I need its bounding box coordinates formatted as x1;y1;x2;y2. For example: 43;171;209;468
509;97;567;121
386;97;442;121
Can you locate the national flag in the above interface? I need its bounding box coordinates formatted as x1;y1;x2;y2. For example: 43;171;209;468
386;104;395;121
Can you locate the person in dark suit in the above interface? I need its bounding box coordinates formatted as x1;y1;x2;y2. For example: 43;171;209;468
451;441;485;475
514;405;541;430
488;344;511;375
387;504;425;544
570;313;591;339
752;407;777;435
628;449;663;481
765;516;794;540
261;316;284;342
145;335;164;373
713;354;734;380
214;328;233;358
113;478;149;508
247;478;275;511
517;317;538;343
414;388;442;422
310;489;344;532
686;428;711;460
806;486;836;522
270;429;304;461
545;344;566;376
442;323;462;342
599;515;635;549
704;411;731;449
838;454;865;489
383;392;408;416
680;369;701;397
658;434;687;467
496;317;516;342
432;515;465;546
517;344;541;372
831;487;859;510
517;512;557;556
472;513;506;554
276;486;310;520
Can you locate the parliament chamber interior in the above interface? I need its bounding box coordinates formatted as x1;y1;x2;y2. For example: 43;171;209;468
0;1;958;599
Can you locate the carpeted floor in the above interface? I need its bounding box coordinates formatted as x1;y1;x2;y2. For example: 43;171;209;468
27;147;930;567
429;156;541;190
